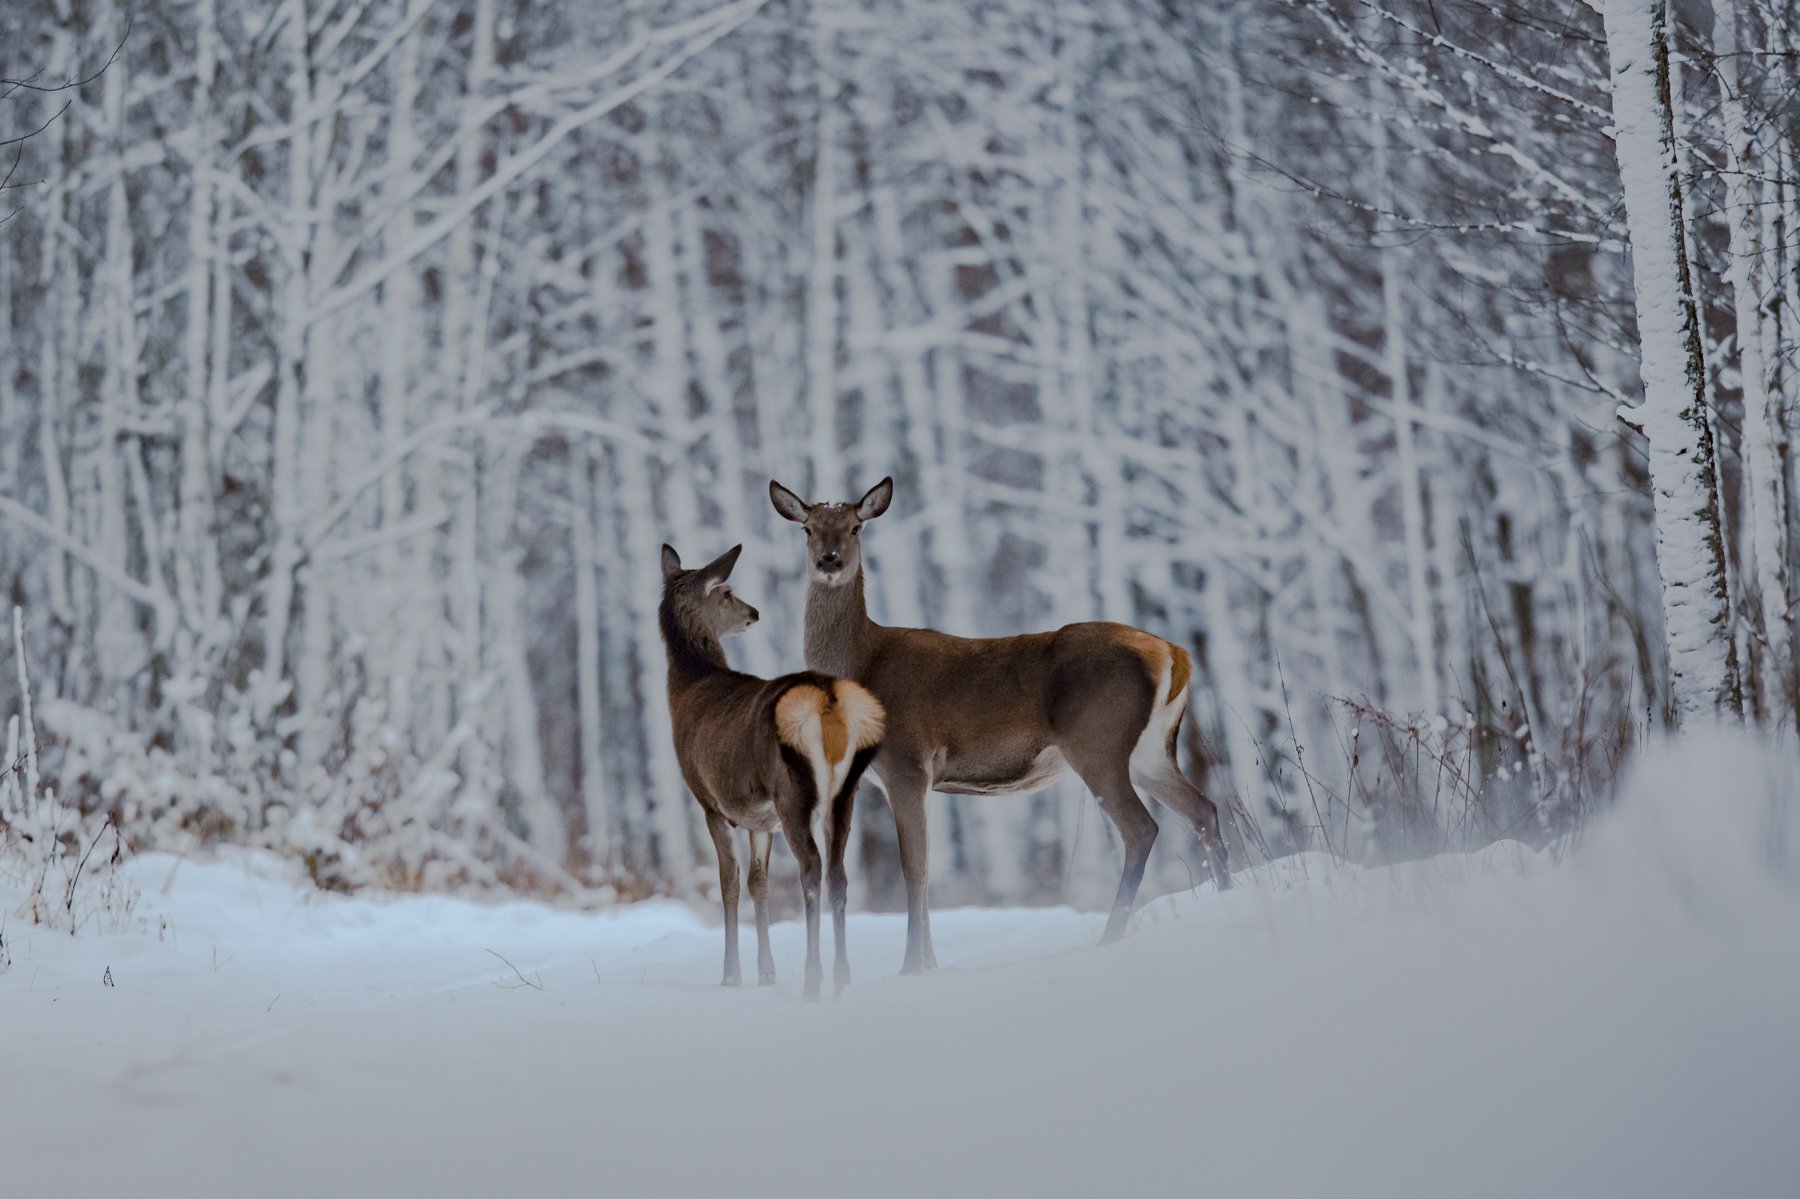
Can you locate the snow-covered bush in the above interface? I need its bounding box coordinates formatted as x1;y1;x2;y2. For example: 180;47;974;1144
24;681;580;901
1265;686;1635;865
2;593;600;918
1;609;138;934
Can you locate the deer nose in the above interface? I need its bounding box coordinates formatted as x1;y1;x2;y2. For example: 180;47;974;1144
819;551;842;569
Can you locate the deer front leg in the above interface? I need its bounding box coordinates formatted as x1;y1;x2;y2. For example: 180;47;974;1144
825;773;858;996
747;829;776;985
881;760;938;974
704;812;742;987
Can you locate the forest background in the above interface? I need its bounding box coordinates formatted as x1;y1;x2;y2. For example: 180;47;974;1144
2;0;1795;917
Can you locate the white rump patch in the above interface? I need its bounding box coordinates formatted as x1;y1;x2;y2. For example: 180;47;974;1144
1129;656;1187;786
775;682;885;808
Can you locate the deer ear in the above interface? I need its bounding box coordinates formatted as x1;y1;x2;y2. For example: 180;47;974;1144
857;476;894;521
661;544;683;581
701;544;743;583
769;479;811;524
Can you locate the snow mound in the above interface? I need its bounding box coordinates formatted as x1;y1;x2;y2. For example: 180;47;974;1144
1587;728;1800;909
2;733;1797;1198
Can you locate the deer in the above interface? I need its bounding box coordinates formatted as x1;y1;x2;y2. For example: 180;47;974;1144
769;477;1232;975
658;542;885;1000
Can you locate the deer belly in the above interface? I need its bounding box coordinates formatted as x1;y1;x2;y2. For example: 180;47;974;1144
713;792;781;833
935;746;1068;796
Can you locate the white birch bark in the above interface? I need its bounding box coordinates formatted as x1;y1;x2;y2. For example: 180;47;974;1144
677;202;774;680
1057;24;1129;629
636;184;702;884
176;0;222;644
1205;565;1264;854
98;47;136;676
490;456;563;862
595;445;647;867
924;226;977;641
37;34;74;623
446;0;496;413
805;3;841;495
1370;72;1439;717
0;203;13;499
572;446;610;871
1666;15;1745;687
1714;0;1791;706
380;0;427;736
260;0;315;726
1421;359;1468;697
1597;0;1738;720
297;209;343;770
455;462;491;805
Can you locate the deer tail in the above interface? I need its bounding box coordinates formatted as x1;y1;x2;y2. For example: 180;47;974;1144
775;680;885;802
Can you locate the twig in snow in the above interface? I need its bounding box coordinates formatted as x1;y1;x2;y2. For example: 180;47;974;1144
486;948;543;991
63;817;116;921
1277;654;1339;863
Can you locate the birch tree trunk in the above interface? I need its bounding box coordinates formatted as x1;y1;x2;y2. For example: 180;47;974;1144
177;0;222;648
572;446;610;871
1714;0;1791;713
1596;0;1738;721
98;43;136;678
1370;56;1439;718
805;0;842;496
380;0;427;736
261;0;315;728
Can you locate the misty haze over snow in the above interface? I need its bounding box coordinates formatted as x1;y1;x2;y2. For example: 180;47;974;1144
2;0;1798;1193
5;734;1798;1197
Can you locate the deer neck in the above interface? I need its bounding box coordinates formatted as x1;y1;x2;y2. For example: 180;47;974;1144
658;599;728;694
804;569;876;679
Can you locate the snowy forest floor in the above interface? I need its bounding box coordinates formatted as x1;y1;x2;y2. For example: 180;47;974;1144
3;734;1798;1198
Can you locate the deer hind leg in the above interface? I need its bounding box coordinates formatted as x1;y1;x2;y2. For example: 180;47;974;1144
747;829;776;985
1065;750;1160;945
772;775;825;1001
783;818;825;1002
828;747;878;996
704;811;742;987
1134;753;1233;893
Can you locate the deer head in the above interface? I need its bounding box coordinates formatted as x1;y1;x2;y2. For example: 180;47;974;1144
769;476;893;587
661;543;759;638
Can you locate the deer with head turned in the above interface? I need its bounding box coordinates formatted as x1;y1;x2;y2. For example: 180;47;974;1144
769;477;1231;975
659;542;884;1000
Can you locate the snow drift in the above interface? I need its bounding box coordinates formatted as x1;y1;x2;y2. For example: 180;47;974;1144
2;732;1795;1197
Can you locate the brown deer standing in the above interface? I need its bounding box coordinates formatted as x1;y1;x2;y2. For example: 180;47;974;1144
769;478;1231;974
659;543;884;999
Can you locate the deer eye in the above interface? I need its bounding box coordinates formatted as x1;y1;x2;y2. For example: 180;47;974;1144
851;526;860;536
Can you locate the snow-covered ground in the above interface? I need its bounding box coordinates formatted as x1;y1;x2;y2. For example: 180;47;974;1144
4;733;1797;1198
